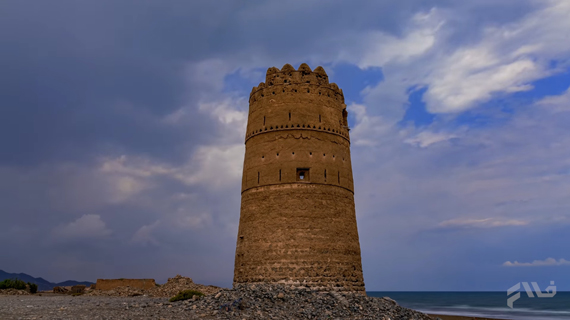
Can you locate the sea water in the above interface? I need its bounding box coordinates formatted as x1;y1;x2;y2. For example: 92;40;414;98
367;291;570;320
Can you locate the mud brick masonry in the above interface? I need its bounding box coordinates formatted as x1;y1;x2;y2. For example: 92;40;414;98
95;279;156;291
233;63;366;293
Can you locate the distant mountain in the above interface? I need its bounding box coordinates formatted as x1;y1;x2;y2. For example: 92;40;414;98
0;270;94;291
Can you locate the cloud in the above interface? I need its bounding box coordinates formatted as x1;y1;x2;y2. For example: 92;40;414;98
536;86;570;113
344;8;444;68
503;258;570;267
423;0;570;113
131;221;161;247
438;218;529;229
52;214;112;240
176;212;213;230
355;0;570;116
404;131;458;148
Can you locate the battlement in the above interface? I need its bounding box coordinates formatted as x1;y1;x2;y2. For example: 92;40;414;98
249;64;344;103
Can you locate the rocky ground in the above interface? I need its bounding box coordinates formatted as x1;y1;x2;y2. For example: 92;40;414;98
0;283;437;319
86;275;222;297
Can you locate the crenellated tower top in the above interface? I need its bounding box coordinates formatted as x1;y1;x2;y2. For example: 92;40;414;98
249;63;344;104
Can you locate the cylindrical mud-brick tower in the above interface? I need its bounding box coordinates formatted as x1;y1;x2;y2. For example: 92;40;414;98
234;63;365;293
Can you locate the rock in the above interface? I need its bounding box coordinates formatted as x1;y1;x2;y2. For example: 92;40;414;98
71;285;86;294
0;289;31;296
53;287;68;294
382;297;397;305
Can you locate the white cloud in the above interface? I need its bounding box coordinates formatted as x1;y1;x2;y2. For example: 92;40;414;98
353;9;443;68
131;221;160;247
438;218;529;229
53;214;112;240
536;86;570;113
404;131;458;148
503;258;570;267
350;0;570;117
424;0;570;112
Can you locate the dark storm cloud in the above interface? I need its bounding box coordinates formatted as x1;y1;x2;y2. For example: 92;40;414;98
0;0;244;166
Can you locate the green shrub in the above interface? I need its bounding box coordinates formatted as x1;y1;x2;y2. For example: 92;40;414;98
0;278;27;290
169;289;204;302
27;282;38;294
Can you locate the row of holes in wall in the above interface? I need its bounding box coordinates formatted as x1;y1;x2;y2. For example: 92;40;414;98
257;168;340;184
261;152;344;161
250;85;344;103
247;124;349;139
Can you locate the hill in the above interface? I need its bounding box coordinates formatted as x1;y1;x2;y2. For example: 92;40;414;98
0;270;94;291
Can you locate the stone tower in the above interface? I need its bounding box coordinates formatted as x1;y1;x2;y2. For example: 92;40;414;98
234;63;365;293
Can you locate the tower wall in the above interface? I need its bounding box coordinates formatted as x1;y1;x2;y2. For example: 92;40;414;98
234;63;365;293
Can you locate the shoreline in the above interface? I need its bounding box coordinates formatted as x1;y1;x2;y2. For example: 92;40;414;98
429;315;509;320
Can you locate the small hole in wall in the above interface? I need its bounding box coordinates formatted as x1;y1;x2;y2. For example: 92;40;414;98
310;152;312;155
279;169;281;181
262;155;264;159
276;153;279;156
284;80;287;83
292;152;295;155
323;153;326;156
294;89;297;92
286;125;288;128
297;168;310;181
283;89;285;92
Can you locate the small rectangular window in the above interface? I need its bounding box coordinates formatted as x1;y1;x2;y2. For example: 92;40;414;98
296;168;310;182
258;172;260;184
324;169;327;181
279;169;281;181
338;171;340;183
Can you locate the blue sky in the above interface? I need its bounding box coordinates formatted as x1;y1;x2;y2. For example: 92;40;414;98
1;0;570;291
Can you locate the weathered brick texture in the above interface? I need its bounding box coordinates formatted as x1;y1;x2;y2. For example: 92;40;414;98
95;279;156;291
234;64;365;293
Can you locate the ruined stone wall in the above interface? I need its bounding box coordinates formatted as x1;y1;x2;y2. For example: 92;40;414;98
95;279;156;291
234;63;365;293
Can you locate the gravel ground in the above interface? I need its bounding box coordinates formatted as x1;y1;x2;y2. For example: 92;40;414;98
0;294;190;320
0;285;435;320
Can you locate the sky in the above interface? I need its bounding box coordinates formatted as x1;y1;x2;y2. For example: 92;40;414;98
1;0;569;291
